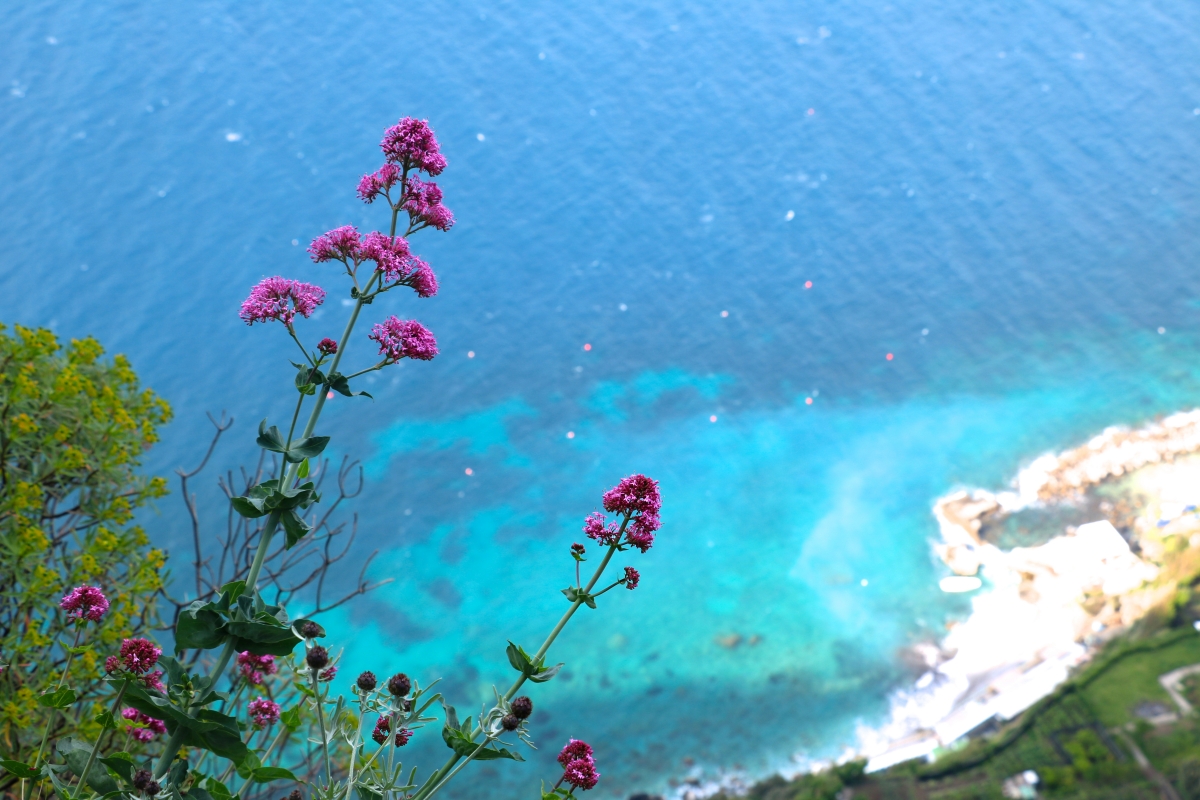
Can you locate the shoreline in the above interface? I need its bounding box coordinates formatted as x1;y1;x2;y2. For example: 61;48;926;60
666;409;1200;798
862;409;1200;772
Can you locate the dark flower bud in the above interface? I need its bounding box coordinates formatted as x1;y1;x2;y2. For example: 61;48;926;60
132;770;152;791
306;646;329;670
357;671;377;691
317;338;338;356
387;672;411;697
511;696;533;720
571;542;585;554
298;621;321;639
144;782;161;796
288;791;303;800
501;714;520;731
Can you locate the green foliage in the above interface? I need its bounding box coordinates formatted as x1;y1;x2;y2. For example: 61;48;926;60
0;324;171;776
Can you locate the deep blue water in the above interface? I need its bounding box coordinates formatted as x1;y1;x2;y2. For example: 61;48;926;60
5;0;1200;796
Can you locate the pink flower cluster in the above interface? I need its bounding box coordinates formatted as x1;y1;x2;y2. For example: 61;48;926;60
237;651;277;685
239;277;326;327
369;317;439;363
308;227;438;298
583;474;662;552
371;715;413;747
557;740;599;791
118;638;161;675
402;177;455;232
380;118;447;176
122;709;166;742
60;585;108;623
357;163;402;204
248;697;281;729
623;566;640;591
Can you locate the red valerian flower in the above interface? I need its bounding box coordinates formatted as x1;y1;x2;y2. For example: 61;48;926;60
60;585;109;623
369;318;438;363
119;638;161;675
380;118;447;176
623;566;640;590
248;697;282;729
122;709;166;742
239;277;325;326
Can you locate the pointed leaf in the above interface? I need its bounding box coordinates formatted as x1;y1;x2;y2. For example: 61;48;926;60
250;767;297;784
59;737;119;794
1;760;42;779
529;663;564;684
280;509;311;550
230;496;267;519
175;602;227;653
38;687;76;709
328;373;373;399
297;458;309;479
284;436;330;463
99;754;134;784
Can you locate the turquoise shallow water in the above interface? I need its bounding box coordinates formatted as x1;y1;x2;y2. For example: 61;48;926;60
5;0;1200;795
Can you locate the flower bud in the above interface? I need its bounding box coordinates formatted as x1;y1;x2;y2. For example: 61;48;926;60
501;714;520;731
511;696;533;719
387;672;411;697
571;542;585;555
144;781;161;796
357;671;377;691
287;791;303;800
306;646;329;670
132;770;152;790
317;338;338;356
298;621;321;639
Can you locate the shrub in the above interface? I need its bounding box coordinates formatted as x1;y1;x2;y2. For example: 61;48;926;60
0;325;171;785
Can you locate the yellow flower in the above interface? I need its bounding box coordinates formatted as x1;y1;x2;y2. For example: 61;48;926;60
11;413;38;435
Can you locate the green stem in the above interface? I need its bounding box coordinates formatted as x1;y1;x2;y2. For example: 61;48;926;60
311;665;333;783
284;392;305;451
411;537;625;800
72;682;128;799
153;636;238;779
25;625;84;800
342;698;369;800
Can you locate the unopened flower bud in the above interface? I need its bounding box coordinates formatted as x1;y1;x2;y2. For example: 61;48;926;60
144;781;161;796
511;696;533;720
357;671;377;691
287;791;303;800
132;770;152;790
317;338;338;356
571;542;585;554
306;646;329;670
387;672;411;697
298;621;321;639
501;714;520;731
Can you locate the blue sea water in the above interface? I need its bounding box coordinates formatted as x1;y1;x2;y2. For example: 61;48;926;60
5;0;1200;795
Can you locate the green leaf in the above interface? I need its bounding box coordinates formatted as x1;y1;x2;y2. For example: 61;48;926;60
256;420;286;453
94;710;120;730
185;788;216;800
356;785;383;800
38;687;76;709
441;728;524;762
99;754;134;783
284;436;330;464
280;509;311;550
1;759;42;779
296;458;309;479
506;641;533;674
561;586;596;608
235;751;261;781
66;644;93;656
529;662;565;684
440;698;459;731
175;602;227;653
226;619;301;657
279;706;302;731
328;373;373;399
230;496;268;519
204;777;236;800
58;737;119;794
249;767;297;783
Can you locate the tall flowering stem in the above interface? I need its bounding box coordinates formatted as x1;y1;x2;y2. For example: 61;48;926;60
410;527;629;800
